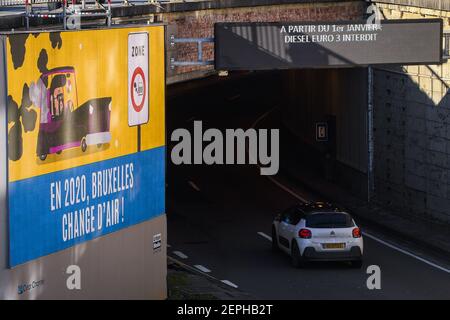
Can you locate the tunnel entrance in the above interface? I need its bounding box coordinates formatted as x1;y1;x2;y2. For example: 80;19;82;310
167;68;369;204
167;18;443;201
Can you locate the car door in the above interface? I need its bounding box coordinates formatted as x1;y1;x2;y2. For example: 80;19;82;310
277;211;292;252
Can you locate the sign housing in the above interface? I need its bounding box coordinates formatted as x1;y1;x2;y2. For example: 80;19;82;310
214;19;443;70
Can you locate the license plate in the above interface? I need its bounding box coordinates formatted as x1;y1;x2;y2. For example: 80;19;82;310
323;243;345;249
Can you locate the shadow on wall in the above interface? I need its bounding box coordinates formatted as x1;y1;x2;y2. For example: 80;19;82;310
215;24;358;70
373;63;450;225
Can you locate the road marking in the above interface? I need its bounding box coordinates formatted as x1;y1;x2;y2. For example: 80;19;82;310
363;232;450;274
188;181;201;192
252;107;450;274
250;108;309;203
169;256;240;290
169;256;213;278
257;231;273;242
266;175;308;203
173;251;188;259
227;94;241;101
221;280;239;288
194;265;211;273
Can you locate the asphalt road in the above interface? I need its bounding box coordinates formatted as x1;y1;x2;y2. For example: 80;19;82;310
166;71;450;300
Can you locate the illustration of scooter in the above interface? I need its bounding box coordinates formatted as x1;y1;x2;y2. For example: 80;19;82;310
29;66;112;161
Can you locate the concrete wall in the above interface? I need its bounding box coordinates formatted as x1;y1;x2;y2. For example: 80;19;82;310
282;68;369;198
372;2;450;223
165;0;366;83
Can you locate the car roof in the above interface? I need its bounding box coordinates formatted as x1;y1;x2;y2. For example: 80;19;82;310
294;202;348;215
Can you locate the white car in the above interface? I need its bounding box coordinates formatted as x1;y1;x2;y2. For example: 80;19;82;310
272;202;364;268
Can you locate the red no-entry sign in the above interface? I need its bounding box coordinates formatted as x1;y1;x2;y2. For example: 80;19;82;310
128;32;149;126
130;66;146;113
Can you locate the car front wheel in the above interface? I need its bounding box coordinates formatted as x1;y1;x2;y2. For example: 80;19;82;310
291;241;305;268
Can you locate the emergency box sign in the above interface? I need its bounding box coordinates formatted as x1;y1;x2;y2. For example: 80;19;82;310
128;32;149;126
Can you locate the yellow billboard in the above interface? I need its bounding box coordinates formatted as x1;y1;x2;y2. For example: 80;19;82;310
5;25;166;266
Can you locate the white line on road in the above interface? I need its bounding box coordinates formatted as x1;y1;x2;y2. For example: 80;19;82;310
173;251;188;259
188;181;201;192
363;232;450;274
266;175;309;203
227;94;241;101
250;108;309;203
252;109;450;274
221;280;239;288
194;265;211;273
252;108;276;129
169;256;241;290
257;231;273;242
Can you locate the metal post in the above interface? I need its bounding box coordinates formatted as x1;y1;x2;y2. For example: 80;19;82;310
63;0;67;29
367;66;374;202
25;0;30;30
197;41;202;62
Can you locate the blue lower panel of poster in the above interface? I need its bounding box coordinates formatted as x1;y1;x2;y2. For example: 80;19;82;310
9;146;165;267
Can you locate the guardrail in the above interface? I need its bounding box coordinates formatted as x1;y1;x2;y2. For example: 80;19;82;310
0;0;60;6
1;0;169;5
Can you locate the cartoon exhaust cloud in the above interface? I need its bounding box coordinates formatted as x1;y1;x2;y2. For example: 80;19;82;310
8;84;37;161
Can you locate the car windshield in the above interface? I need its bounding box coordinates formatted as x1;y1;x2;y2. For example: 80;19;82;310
305;212;354;228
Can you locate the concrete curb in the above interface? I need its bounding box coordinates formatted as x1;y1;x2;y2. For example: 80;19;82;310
167;256;250;299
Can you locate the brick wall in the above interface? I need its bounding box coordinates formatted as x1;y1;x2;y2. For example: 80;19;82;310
373;3;450;224
164;1;365;83
375;0;450;11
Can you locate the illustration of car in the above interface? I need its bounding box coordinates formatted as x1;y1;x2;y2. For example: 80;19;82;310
29;66;112;161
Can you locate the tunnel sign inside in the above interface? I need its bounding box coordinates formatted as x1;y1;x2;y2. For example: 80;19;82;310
316;122;328;142
128;32;149;126
214;19;443;70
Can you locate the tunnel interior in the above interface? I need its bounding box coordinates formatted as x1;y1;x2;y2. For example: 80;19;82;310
166;68;369;203
280;68;369;199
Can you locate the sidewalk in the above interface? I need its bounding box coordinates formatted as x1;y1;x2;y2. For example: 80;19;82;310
167;258;251;300
261;112;450;263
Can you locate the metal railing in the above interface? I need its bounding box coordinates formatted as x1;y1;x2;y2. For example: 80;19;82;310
0;0;60;6
169;36;214;69
17;0;113;29
1;0;170;6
